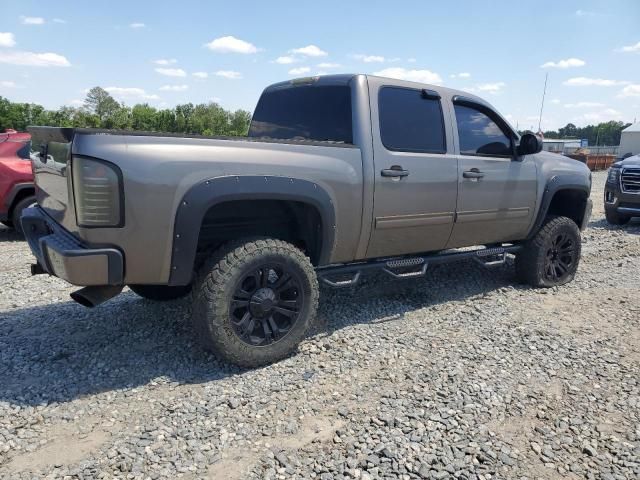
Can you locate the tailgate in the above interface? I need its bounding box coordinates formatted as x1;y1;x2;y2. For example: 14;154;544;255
27;127;76;228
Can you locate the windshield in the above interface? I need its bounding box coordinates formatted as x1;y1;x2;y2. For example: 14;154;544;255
248;85;352;143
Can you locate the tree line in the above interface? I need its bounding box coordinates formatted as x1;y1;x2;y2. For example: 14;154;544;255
0;87;251;136
541;121;631;146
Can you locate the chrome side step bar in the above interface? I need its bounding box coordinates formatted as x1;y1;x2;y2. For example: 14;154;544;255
317;244;521;288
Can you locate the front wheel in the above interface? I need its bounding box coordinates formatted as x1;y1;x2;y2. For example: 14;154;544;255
128;284;191;301
515;216;581;288
192;238;319;368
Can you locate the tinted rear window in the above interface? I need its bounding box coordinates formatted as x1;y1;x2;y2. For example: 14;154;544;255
249;85;352;143
16;141;32;160
379;87;446;153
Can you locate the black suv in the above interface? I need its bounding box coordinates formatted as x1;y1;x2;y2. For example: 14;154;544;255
605;154;640;225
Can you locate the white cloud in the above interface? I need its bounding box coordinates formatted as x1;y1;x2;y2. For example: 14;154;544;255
52;18;66;24
353;54;385;63
159;84;188;91
0;33;16;48
104;87;159;100
275;56;297;64
373;67;442;85
215;70;242;79
450;72;471;78
155;67;187;77
575;9;596;16
550;98;561;104
618;41;640;53
153;58;177;65
68;99;83;106
205;36;258;54
408;58;417;63
129;22;146;29
21;16;45;25
317;62;341;68
564;102;605;108
541;58;585;69
192;71;208;78
564;77;628;87
0;50;70;67
573;108;623;124
288;67;311;75
0;80;17;88
290;45;327;57
474;82;507;93
618;84;640;98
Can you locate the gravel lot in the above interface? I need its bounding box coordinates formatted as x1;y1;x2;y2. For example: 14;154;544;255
1;170;639;480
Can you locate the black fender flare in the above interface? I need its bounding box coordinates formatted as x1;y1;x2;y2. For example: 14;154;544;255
168;175;336;285
527;173;591;239
4;182;35;212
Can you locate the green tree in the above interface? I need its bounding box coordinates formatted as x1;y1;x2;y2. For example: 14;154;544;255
0;90;252;136
83;87;120;123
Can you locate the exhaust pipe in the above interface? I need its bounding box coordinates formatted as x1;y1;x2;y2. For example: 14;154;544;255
70;285;123;308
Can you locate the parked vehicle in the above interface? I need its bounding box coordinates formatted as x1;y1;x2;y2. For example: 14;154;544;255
604;154;640;225
0;129;35;235
23;74;593;367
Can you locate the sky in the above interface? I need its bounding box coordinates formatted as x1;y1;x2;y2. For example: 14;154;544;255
0;0;639;131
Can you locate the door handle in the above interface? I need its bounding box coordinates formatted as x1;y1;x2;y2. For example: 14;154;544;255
381;166;410;178
463;169;485;179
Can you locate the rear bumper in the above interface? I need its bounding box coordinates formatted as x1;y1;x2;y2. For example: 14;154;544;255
21;206;123;286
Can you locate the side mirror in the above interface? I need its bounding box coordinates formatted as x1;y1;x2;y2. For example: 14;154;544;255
517;133;543;156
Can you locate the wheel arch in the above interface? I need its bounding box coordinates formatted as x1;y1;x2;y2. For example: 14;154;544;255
5;182;35;216
168;175;336;286
528;174;591;239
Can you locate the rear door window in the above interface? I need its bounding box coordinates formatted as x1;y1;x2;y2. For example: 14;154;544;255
378;87;446;154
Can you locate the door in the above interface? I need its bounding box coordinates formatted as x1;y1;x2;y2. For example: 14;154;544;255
446;102;537;248
365;82;458;258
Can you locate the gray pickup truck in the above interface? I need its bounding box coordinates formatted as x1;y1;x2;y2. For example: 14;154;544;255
24;74;592;367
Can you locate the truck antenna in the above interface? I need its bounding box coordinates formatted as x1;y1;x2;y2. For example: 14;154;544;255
537;73;548;134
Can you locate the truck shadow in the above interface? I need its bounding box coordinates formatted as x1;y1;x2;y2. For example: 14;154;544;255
0;260;519;407
0;226;24;243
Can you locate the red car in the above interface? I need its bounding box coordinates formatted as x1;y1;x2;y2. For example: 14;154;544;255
0;129;35;235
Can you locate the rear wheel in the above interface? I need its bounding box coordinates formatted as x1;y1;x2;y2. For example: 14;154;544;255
605;208;631;226
516;216;581;288
128;284;191;301
11;196;36;236
192;238;319;368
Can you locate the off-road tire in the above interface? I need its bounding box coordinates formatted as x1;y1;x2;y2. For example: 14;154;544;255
515;215;581;288
129;284;191;301
192;238;319;368
11;196;36;236
605;208;631;226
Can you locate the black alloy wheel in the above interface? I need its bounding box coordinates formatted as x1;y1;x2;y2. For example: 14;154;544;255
229;263;304;346
543;232;576;283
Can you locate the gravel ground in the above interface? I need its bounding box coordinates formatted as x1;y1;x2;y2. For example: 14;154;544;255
0;170;639;480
